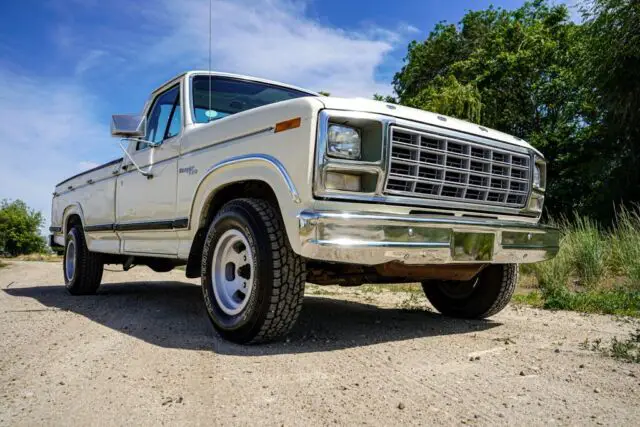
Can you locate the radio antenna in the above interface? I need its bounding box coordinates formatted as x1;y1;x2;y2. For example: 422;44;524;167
207;0;212;121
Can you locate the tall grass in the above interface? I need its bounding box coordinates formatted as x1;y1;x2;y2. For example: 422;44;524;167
563;215;608;288
609;207;640;288
524;206;640;316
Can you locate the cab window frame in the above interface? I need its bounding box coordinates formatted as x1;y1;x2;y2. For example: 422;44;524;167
137;84;183;151
189;75;315;125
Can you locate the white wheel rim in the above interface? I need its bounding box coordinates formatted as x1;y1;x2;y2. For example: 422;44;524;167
212;229;254;316
65;239;76;282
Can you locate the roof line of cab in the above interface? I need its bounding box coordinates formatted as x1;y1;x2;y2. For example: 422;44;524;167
149;70;321;99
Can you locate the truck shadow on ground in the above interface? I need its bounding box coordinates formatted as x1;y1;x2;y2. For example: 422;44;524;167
4;280;500;356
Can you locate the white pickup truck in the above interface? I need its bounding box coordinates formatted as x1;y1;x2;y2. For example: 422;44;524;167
50;71;559;344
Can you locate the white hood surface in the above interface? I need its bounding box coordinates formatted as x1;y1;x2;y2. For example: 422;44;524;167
318;97;540;155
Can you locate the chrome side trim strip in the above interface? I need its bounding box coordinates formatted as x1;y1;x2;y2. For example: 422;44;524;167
197;153;301;204
57;128;276;197
55;173;120;197
180;127;275;158
55;158;122;187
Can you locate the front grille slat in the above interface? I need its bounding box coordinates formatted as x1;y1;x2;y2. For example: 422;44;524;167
385;127;531;208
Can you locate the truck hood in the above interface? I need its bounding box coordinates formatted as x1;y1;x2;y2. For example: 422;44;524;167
317;97;540;156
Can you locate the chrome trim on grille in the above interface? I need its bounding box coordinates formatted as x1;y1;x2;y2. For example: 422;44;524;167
314;109;543;218
384;126;532;208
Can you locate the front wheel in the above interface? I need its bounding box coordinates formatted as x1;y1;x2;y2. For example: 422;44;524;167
421;264;518;319
201;199;306;344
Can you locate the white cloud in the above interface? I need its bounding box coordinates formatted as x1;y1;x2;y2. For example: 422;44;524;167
0;0;408;232
401;24;420;34
74;49;108;76
0;68;114;231
141;0;398;97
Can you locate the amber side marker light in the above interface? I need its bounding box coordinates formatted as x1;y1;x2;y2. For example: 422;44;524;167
274;117;301;133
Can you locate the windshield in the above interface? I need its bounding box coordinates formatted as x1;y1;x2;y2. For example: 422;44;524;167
191;76;314;123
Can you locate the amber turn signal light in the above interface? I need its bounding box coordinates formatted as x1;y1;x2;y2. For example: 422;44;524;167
274;117;301;133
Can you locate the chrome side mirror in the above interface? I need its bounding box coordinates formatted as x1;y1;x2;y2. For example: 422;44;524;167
111;114;146;138
111;114;156;178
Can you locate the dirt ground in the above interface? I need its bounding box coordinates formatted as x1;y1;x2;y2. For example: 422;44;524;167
0;261;639;426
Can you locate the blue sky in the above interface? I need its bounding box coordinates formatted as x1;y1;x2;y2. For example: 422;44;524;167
0;0;578;227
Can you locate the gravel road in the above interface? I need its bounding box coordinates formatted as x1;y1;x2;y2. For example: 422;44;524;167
1;261;638;426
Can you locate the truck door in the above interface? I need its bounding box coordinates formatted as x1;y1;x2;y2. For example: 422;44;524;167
115;84;182;255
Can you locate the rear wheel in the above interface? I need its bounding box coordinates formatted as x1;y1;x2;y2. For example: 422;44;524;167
201;198;306;344
63;226;103;295
421;264;518;319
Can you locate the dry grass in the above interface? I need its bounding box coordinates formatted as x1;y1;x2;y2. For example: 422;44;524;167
11;253;63;262
360;283;422;294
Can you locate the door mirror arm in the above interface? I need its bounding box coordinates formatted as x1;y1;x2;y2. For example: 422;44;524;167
116;138;156;179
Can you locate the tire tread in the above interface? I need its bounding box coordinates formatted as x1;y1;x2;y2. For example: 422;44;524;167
202;198;306;344
65;226;103;295
481;264;518;318
241;199;305;343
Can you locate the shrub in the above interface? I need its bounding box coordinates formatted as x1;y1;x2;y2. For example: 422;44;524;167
0;199;46;256
544;288;640;317
581;330;640;363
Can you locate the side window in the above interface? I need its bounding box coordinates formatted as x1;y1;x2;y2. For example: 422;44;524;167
166;101;182;139
138;85;181;150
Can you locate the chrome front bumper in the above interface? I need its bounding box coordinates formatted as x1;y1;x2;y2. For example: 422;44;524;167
298;210;559;265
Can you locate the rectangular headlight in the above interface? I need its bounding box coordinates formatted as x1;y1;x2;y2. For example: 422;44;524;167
327;124;361;160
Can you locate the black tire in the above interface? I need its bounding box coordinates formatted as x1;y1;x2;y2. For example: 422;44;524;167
201;198;306;344
421;264;518;319
63;226;103;295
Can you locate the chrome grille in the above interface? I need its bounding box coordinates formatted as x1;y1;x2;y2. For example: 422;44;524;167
385;127;531;208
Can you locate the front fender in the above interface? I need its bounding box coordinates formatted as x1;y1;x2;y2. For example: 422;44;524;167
189;154;303;252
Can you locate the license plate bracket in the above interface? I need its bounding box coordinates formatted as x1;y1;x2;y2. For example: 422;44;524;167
451;232;495;261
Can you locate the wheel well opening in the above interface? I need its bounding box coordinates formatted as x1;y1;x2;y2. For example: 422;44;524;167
185;180;281;278
65;214;82;233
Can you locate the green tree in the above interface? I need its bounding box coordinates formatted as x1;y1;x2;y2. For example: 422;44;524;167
578;0;640;219
389;0;640;223
373;93;397;103
0;199;46;256
402;75;482;123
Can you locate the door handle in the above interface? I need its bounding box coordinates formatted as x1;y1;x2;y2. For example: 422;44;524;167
122;164;130;171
